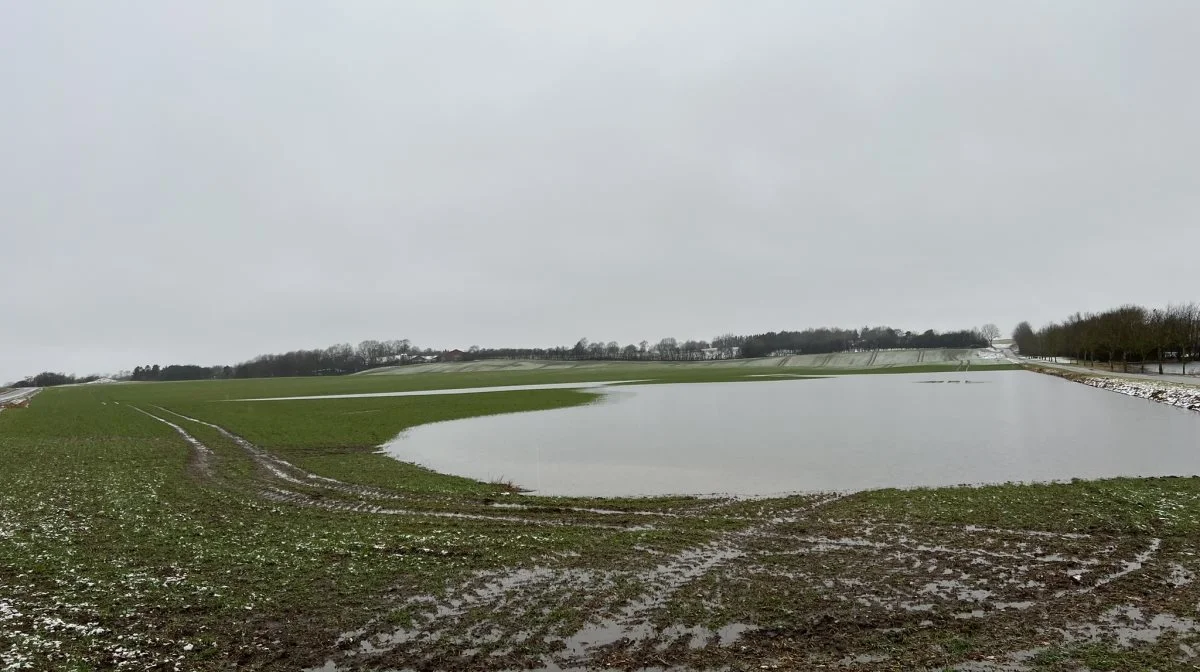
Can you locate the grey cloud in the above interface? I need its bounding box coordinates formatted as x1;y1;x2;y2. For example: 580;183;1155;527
2;1;1199;381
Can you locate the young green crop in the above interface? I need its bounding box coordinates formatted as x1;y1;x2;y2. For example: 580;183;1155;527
1;366;1195;671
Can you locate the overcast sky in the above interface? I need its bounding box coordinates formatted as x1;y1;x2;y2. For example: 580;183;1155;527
2;1;1199;382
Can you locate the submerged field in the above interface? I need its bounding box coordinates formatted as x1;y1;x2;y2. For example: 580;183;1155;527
2;361;1200;671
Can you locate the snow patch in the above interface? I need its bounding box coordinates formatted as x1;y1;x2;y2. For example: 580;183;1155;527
1081;377;1200;412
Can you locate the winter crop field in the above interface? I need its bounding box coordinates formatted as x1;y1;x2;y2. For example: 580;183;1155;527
3;361;1200;671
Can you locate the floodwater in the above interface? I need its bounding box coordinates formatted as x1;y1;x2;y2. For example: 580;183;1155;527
380;371;1200;497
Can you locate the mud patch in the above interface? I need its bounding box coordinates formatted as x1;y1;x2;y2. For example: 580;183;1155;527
307;494;1197;671
311;497;840;671
1069;604;1198;647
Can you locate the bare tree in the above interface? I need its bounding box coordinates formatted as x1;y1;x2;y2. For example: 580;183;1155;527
1190;303;1200;374
1113;305;1147;372
1071;312;1097;366
1016;302;1200;374
656;337;679;361
1149;309;1172;374
980;323;1001;343
1172;302;1199;374
356;340;386;369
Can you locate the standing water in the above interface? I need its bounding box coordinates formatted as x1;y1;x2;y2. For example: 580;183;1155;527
380;372;1200;496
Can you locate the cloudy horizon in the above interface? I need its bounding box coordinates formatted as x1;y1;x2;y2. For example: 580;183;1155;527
3;1;1199;383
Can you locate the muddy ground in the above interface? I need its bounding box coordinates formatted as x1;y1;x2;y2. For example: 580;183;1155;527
129;407;1200;672
311;504;1200;671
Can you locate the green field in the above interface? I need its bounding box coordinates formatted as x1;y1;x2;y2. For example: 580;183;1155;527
2;362;1198;671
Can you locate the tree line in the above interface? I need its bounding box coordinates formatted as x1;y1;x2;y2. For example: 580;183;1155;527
133;339;426;381
1013;303;1200;374
11;372;102;387
729;327;988;359
131;364;231;381
10;339;426;386
230;339;421;378
10;324;996;386
457;325;989;363
483;326;991;362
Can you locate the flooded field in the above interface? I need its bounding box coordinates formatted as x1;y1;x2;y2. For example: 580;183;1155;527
384;371;1200;496
7;368;1200;671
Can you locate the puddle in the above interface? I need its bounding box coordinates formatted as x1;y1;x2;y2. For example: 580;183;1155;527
951;605;1200;671
1053;538;1163;596
558;619;752;660
840;652;891;664
1168;563;1195;587
994;601;1036;610
1096;538;1163;587
901;602;936;612
488;502;683;518
919;579;992;602
1070;604;1199;647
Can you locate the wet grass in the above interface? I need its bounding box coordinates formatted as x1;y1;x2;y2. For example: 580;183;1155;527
0;393;602;669
836;477;1200;536
168;389;603;492
0;381;739;670
1;367;1197;671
